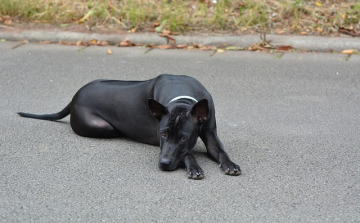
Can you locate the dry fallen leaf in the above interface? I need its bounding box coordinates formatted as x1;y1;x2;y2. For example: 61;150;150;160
216;48;225;53
159;33;176;45
119;39;135;47
89;39;98;45
146;43;155;48
257;37;274;49
39;41;53;44
81;41;91;46
59;40;77;45
4;18;12;26
186;45;197;50
341;49;360;55
277;45;293;51
199;45;215;51
276;29;285;34
162;29;171;35
98;41;109;46
339;27;360;37
176;44;187;49
225;46;244;51
107;48;113;55
152;22;160;28
34;20;49;23
248;43;271;52
157;45;173;49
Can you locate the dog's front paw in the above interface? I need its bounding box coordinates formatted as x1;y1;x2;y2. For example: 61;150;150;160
219;161;241;176
186;166;204;180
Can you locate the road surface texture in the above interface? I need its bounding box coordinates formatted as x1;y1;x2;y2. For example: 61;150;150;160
0;42;359;222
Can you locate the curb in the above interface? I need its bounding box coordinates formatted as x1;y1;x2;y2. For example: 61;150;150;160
1;28;359;52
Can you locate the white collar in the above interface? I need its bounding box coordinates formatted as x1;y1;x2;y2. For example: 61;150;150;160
168;96;198;104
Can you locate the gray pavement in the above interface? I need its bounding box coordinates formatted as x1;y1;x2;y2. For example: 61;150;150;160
0;42;359;222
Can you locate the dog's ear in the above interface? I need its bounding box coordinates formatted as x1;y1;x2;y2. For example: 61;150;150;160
191;99;209;123
148;99;168;120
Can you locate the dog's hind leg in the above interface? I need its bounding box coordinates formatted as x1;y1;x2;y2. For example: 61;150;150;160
70;107;120;138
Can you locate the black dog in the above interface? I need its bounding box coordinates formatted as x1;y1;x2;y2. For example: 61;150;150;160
18;74;241;179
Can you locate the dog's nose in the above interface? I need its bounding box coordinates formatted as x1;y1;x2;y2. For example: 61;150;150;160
159;158;171;170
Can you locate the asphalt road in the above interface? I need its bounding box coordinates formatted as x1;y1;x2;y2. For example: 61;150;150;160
0;42;359;222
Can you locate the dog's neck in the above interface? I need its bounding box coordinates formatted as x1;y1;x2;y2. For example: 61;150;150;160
168;96;198;104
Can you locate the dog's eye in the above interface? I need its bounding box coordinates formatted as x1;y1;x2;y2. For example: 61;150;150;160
180;136;187;141
161;133;167;138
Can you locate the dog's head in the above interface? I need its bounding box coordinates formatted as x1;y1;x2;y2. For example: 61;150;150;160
148;99;209;171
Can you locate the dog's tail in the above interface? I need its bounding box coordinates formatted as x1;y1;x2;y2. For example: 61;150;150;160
18;103;71;121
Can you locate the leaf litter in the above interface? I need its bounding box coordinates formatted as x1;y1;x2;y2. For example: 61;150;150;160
18;28;356;55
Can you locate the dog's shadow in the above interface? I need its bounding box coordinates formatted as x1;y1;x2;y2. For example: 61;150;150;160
51;121;214;164
52;120;69;125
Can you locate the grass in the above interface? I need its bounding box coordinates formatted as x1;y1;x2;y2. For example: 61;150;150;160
0;0;359;35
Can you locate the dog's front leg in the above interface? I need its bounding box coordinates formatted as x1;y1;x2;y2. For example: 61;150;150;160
182;153;204;180
201;130;241;176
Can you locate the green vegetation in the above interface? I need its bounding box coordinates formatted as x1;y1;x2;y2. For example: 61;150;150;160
0;0;359;35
